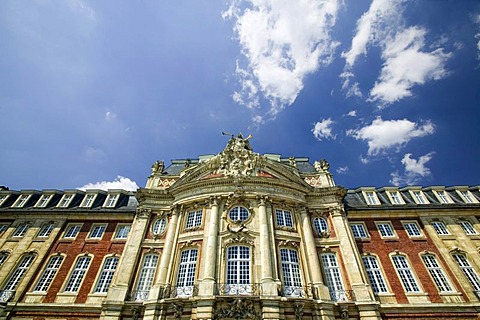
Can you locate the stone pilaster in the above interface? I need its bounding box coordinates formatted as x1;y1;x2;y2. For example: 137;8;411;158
258;196;277;295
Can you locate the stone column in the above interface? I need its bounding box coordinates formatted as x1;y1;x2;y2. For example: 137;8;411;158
299;207;330;300
258;196;277;296
329;206;376;304
100;208;151;320
198;197;220;296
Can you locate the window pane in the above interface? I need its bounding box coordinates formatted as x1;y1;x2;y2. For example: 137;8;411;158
4;255;35;291
34;256;64;292
362;256;388;293
64;256;91;292
392;255;420;292
422;254;453;292
94;257;119;293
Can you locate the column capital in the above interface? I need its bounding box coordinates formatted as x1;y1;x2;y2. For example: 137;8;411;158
256;195;271;206
329;205;345;217
208;196;221;208
136;208;152;219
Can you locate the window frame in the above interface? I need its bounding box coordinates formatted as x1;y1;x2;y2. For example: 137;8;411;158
421;254;454;293
3;254;36;291
93;256;119;294
456;190;478;204
0;194;9;206
391;254;421;293
401;221;424;238
433;190;452;204
114;224;131;240
13;194;31;208
362;255;389;294
63;255;92;292
175;249;198;297
12;223;30;238
57;194;74;208
35;194;53;208
387;190;405;205
275;209;293;228
363;191;380;205
228;206;250;223
134;253;159;301
63;223;83;239
409;190;429;204
280;248;303;297
88;224;107;239
37;223;55;238
431;221;450;236
225;245;252;295
152;218;168;235
350;222;369;239
458;220;478;235
313;217;329;235
33;255;64;292
185;210;203;229
452;253;480;291
0;252;9;268
321;253;347;302
80;194;97;208
103;194;119;208
375;221;397;239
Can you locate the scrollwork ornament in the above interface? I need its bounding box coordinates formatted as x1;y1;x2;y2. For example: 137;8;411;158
137;208;152;218
279;240;300;249
172;302;183;319
294;302;304;320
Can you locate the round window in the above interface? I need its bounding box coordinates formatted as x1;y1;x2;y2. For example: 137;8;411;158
152;218;167;235
228;206;250;222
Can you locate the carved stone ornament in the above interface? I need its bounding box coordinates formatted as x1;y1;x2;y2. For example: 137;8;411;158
294;302;304;320
314;159;330;173
171;302;183;319
137;208;152;218
279;240;299;249
179;240;199;249
329;206;345;217
214;298;260;320
226;233;254;246
208;134;260;178
151;160;164;175
340;306;349;319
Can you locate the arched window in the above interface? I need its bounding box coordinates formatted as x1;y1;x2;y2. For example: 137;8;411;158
3;254;35;291
391;254;420;293
280;248;303;297
362;255;388;293
0;252;9;268
176;249;198;297
228;207;250;222
321;253;346;301
421;254;453;293
152;218;167;235
452;253;480;291
226;246;251;294
64;255;91;292
34;255;64;292
94;256;119;293
134;253;159;301
313;217;328;234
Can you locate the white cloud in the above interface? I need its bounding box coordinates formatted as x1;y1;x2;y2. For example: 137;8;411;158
347;117;434;156
346;110;357;117
79;176;139;191
474;13;480;60
341;0;451;106
105;111;117;121
336;166;348;174
390;152;434;186
312;118;336;141
369;27;451;106
224;0;340;117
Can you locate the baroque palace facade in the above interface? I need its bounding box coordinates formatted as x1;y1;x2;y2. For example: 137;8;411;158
0;135;480;320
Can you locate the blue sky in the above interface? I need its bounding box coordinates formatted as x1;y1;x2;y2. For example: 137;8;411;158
1;0;479;191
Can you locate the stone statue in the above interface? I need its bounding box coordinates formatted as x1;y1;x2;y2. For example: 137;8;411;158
151;160;164;174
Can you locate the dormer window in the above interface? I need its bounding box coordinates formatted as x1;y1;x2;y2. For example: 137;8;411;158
13;194;30;208
363;191;380;205
457;190;478;204
434;190;452;204
410;190;429;204
36;194;52;208
58;194;74;208
80;194;96;208
104;194;118;208
388;191;404;205
0;195;9;206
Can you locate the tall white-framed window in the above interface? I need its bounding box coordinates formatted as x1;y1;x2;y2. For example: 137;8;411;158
36;194;52;208
94;256;119;293
391;255;420;293
80;194;96;208
3;254;35;291
321;253;347;301
89;224;107;239
350;223;368;239
38;223;55;238
0;252;9;268
402;221;423;237
226;245;251;295
459;221;478;235
431;221;450;235
64;256;91;292
421;254;453;293
434;190;451;204
103;194;118;208
276;209;293;227
376;222;396;238
12;223;30;237
452;253;480;291
152;218;167;235
13;195;30;208
34;255;64;292
411;191;428;204
228;206;250;222
280;248;303;297
313;217;328;234
389;191;404;204
176;249;198;297
64;224;82;239
114;224;131;239
185;210;203;229
0;224;8;234
362;255;388;293
134;253;159;301
57;194;73;208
